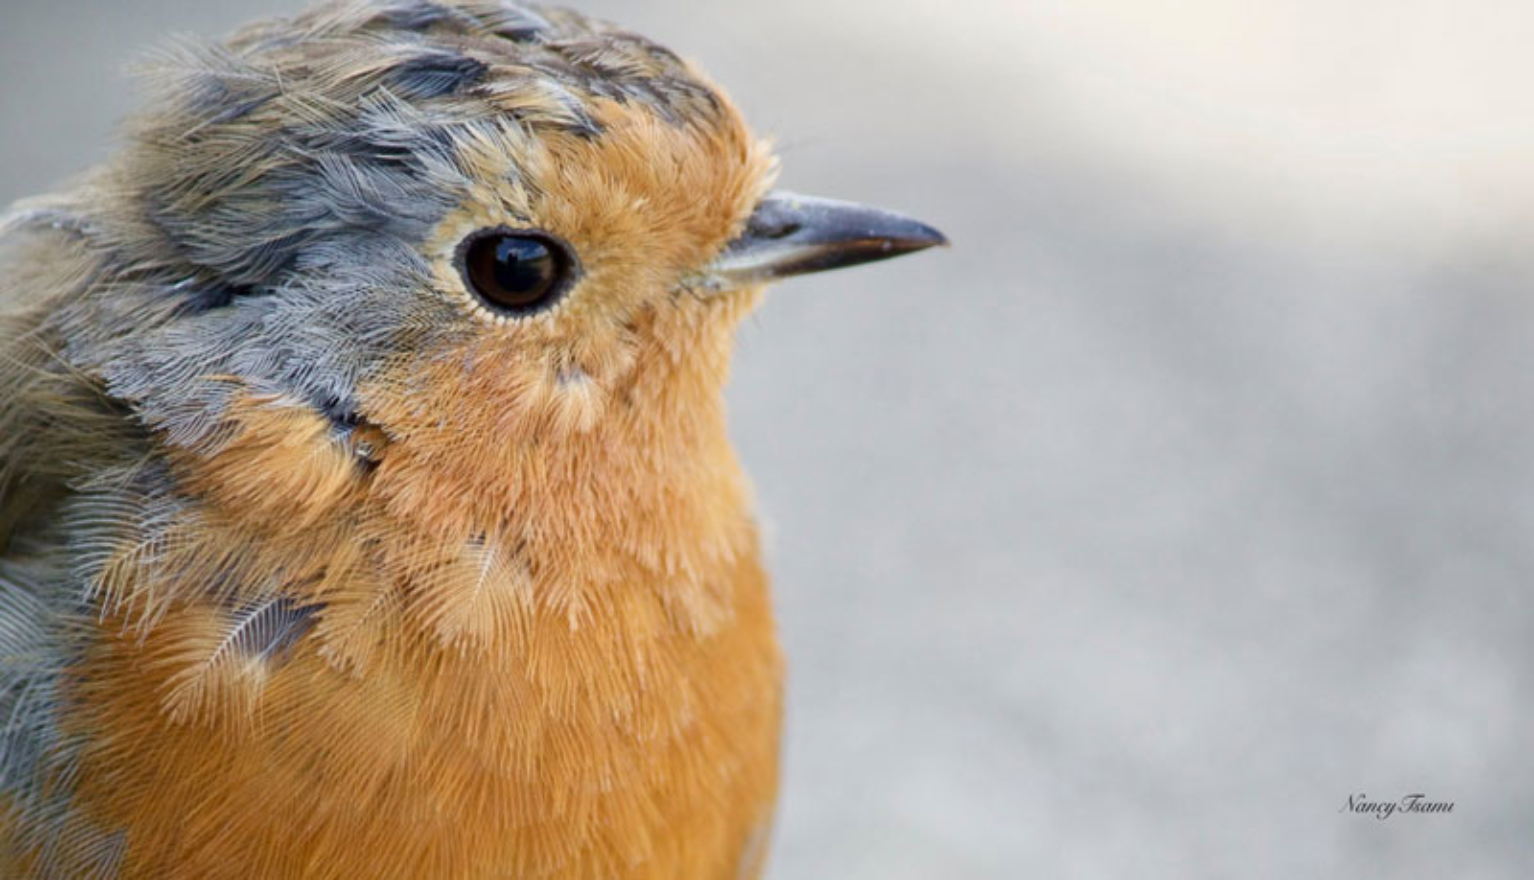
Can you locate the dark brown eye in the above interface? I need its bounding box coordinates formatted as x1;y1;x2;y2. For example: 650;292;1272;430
455;227;578;316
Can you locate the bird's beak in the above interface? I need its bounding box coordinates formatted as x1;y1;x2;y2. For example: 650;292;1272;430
691;191;948;293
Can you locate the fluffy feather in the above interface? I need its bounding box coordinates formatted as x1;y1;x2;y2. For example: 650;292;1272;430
0;1;781;876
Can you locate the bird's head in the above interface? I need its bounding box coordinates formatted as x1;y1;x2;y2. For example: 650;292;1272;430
43;0;943;539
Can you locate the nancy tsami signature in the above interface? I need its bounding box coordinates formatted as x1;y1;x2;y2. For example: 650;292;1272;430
1340;793;1455;820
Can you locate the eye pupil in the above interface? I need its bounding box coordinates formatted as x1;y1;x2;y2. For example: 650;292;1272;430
458;228;577;315
491;237;549;291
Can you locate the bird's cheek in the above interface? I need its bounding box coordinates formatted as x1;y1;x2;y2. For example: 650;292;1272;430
547;366;606;435
356;339;614;473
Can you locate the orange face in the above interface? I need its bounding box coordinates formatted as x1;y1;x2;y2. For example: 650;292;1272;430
399;94;773;425
343;98;766;526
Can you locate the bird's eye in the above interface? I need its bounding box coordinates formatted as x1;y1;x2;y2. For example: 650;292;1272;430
455;227;579;316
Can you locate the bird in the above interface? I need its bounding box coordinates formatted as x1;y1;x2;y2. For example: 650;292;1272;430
0;1;945;876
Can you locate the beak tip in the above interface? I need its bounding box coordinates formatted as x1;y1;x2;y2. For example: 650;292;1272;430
890;221;950;256
920;225;952;250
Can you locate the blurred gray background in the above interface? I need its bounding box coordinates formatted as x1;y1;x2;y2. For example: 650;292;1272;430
4;1;1532;877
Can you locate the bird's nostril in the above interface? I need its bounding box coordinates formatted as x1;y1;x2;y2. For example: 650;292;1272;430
745;217;800;241
742;198;806;241
763;221;801;240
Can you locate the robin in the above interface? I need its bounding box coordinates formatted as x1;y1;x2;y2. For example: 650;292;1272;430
0;1;945;876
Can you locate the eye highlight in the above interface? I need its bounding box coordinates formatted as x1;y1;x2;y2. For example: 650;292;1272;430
455;227;579;317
